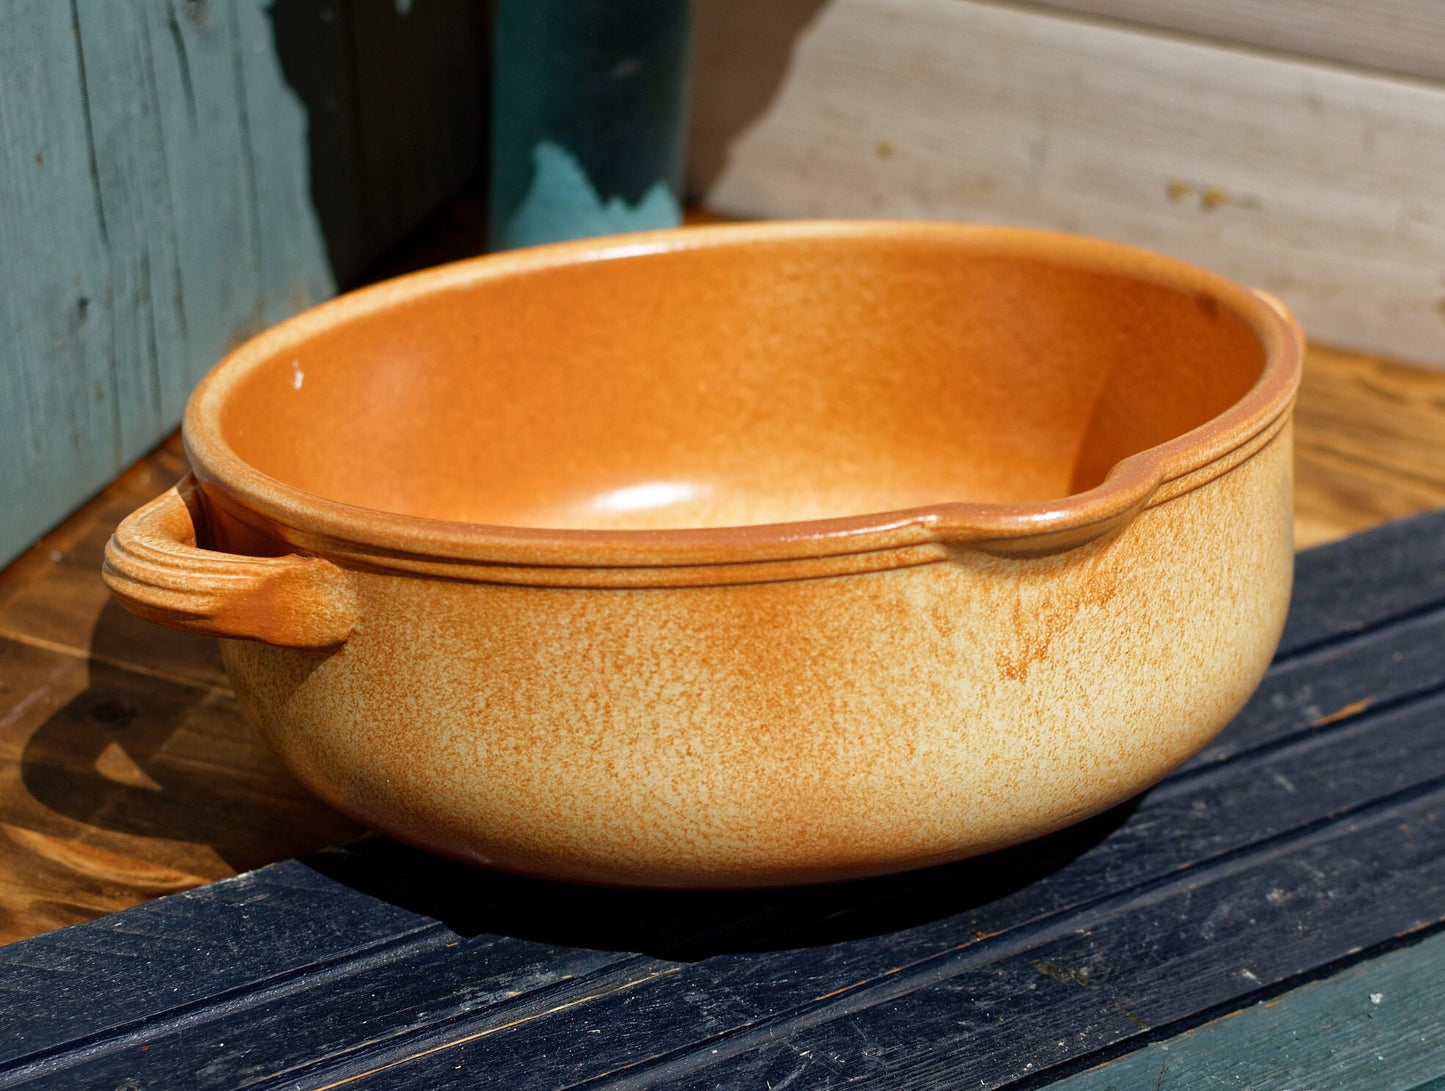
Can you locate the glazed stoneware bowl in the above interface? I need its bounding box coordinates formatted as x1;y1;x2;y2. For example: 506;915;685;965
105;222;1303;888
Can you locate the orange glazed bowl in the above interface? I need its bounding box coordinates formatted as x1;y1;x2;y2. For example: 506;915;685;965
104;222;1303;888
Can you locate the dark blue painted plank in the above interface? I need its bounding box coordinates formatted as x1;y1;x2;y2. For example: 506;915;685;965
6;939;642;1090
1278;506;1445;656
698;792;1445;1091
307;786;1445;1090
0;861;445;1069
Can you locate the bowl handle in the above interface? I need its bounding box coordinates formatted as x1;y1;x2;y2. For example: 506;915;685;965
103;475;358;648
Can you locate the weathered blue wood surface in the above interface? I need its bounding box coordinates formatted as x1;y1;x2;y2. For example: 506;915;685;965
1;508;1444;1089
0;0;483;569
1051;925;1445;1090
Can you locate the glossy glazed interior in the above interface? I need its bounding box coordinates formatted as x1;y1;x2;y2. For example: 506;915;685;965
211;230;1267;534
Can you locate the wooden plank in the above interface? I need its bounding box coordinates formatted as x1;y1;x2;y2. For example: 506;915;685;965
1021;0;1445;84
229;0;339;327
262;0;367;285
248;785;1445;1090
3;568;1442;1086
688;0;1445;367
1294;345;1445;549
0;860;453;1070
0;824;203;947
648;793;1445;1089
0;845;640;1083
1049;925;1445;1090
0;0;127;572
2;949;657;1090
0;635;363;946
1191;602;1445;767
66;1;185;464
0;0;485;570
0;434;224;690
1279;507;1445;656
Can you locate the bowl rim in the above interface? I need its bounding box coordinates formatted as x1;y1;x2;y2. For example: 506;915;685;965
183;220;1302;571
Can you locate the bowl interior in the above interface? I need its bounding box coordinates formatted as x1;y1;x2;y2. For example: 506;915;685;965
213;233;1267;531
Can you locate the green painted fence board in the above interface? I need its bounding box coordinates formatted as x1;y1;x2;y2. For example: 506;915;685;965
1;0;121;541
1053;928;1445;1090
0;0;483;569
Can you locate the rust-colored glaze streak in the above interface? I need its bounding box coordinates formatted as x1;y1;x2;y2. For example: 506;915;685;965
995;544;1124;683
108;222;1303;887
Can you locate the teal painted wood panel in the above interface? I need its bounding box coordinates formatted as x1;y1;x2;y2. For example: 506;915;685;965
1;0;123;550
1052;928;1445;1090
0;0;483;568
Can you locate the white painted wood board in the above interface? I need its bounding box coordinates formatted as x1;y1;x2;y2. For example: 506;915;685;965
1024;0;1445;84
689;0;1445;368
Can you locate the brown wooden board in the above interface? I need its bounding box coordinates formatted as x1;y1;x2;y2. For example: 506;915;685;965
0;426;364;945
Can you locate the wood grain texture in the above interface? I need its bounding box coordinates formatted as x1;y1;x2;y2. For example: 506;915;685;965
0;435;363;947
1050;926;1445;1090
0;0;484;569
688;0;1445;367
0;434;225;689
1294;345;1445;549
0;632;364;946
1;508;1443;1087
1021;0;1445;83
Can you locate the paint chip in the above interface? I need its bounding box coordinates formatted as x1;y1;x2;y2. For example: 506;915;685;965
292;360;304;390
1371;992;1383;1005
1032;959;1091;987
1313;697;1372;727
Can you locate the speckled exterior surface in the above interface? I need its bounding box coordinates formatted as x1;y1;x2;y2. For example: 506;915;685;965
221;423;1292;887
105;222;1303;887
